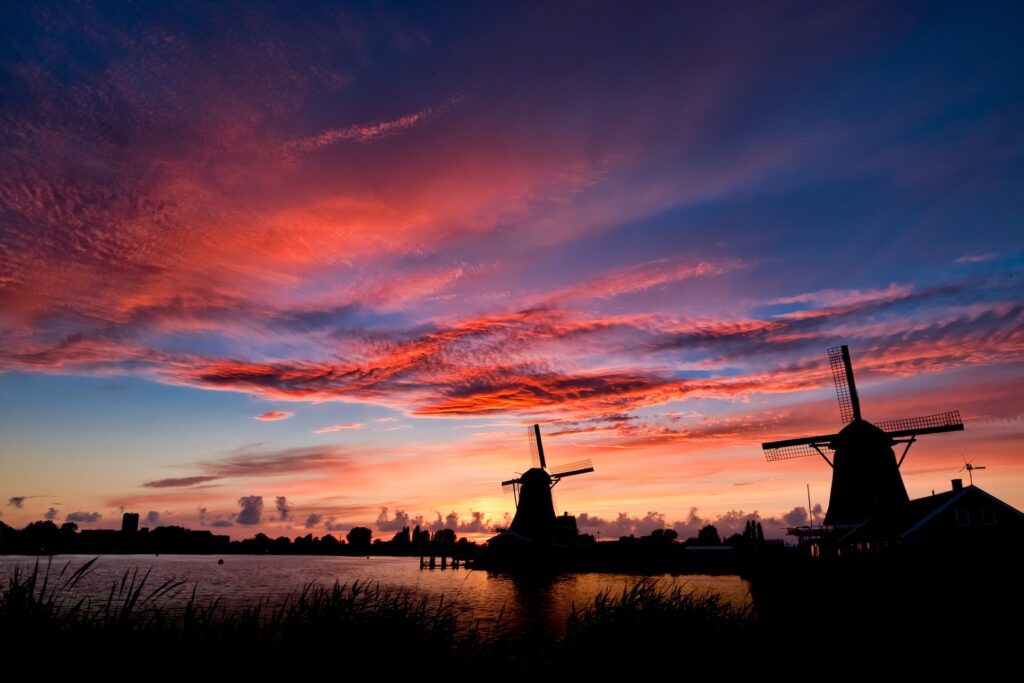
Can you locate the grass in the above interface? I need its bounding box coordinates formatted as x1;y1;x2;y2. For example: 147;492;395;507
0;559;754;671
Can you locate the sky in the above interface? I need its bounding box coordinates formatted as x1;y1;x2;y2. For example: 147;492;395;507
1;1;1022;541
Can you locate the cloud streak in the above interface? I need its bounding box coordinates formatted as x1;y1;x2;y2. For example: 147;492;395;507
313;423;364;434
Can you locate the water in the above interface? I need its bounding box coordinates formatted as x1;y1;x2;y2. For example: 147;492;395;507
0;554;751;635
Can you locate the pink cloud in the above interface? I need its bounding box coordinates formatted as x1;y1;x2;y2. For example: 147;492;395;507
254;410;294;421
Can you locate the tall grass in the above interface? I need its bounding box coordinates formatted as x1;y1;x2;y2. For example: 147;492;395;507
0;560;753;671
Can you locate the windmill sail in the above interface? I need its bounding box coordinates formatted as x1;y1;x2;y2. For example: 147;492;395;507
550;459;595;479
763;439;836;462
528;425;544;468
828;345;861;423
876;411;964;438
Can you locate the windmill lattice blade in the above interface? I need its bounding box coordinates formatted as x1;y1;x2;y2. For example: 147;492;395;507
550;459;593;476
552;467;595;479
501;477;522;488
762;433;839;449
528;426;541;469
828;346;856;424
877;411;964;438
763;442;834;462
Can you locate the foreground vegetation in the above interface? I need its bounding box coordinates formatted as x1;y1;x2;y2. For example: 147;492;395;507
3;556;1018;673
0;558;753;672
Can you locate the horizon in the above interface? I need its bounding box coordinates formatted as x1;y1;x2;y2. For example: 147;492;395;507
2;2;1022;542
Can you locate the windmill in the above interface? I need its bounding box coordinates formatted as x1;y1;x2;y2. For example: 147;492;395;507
501;424;595;541
762;345;964;527
959;455;986;486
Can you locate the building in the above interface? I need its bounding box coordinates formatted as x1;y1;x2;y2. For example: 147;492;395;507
792;479;1024;558
121;512;140;534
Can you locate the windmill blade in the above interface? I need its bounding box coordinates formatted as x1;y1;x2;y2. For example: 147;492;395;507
877;411;964;438
528;426;542;468
762;433;838;462
552;466;595;480
828;345;861;423
502;482;515;493
763;442;835;462
532;421;548;471
501;477;522;488
550;459;594;476
973;466;986;471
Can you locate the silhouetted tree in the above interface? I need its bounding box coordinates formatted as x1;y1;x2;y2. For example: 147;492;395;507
22;520;60;554
346;526;372;547
390;526;411;546
411;524;430;547
647;528;678;543
433;528;456;545
696;524;721;546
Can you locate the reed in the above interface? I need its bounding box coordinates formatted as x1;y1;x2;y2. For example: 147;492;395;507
0;560;753;670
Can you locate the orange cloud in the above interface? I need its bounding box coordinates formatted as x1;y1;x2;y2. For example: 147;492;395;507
313;423;364;434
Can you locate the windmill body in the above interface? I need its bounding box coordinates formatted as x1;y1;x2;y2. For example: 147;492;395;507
509;467;557;538
763;346;964;528
825;419;909;525
500;424;594;543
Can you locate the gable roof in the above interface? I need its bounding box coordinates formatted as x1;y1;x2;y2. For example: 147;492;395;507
900;485;1024;539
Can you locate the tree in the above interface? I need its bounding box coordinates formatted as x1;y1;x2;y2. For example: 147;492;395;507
346;526;372;547
433;528;456;544
645;528;678;544
696;524;721;546
411;524;430;547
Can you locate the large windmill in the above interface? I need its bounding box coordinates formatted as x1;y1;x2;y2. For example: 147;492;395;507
762;345;964;527
501;424;595;541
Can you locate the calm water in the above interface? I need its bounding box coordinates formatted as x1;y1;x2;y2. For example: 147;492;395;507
0;554;751;634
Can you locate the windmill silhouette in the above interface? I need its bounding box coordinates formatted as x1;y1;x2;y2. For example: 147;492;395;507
762;345;965;527
501;424;594;540
959;455;986;485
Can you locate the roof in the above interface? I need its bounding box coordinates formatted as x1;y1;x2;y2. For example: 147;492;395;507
900;484;1024;539
833;484;1023;544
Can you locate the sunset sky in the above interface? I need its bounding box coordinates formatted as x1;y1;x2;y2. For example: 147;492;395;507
2;2;1022;541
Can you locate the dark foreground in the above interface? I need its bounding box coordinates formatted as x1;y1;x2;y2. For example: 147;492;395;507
1;557;1019;674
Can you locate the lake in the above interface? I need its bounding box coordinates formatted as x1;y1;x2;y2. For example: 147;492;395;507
0;554;752;635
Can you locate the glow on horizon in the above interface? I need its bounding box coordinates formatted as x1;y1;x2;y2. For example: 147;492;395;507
1;3;1023;541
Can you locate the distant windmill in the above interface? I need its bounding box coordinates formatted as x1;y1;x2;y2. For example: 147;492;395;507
502;424;595;540
761;345;965;527
959;455;986;486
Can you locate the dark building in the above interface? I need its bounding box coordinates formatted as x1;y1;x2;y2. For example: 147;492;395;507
838;479;1024;555
121;512;139;534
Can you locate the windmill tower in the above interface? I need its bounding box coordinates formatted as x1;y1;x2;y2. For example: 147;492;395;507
501;424;595;541
762;345;964;527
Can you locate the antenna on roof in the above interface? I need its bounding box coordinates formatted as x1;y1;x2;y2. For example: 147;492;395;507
959;454;986;486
